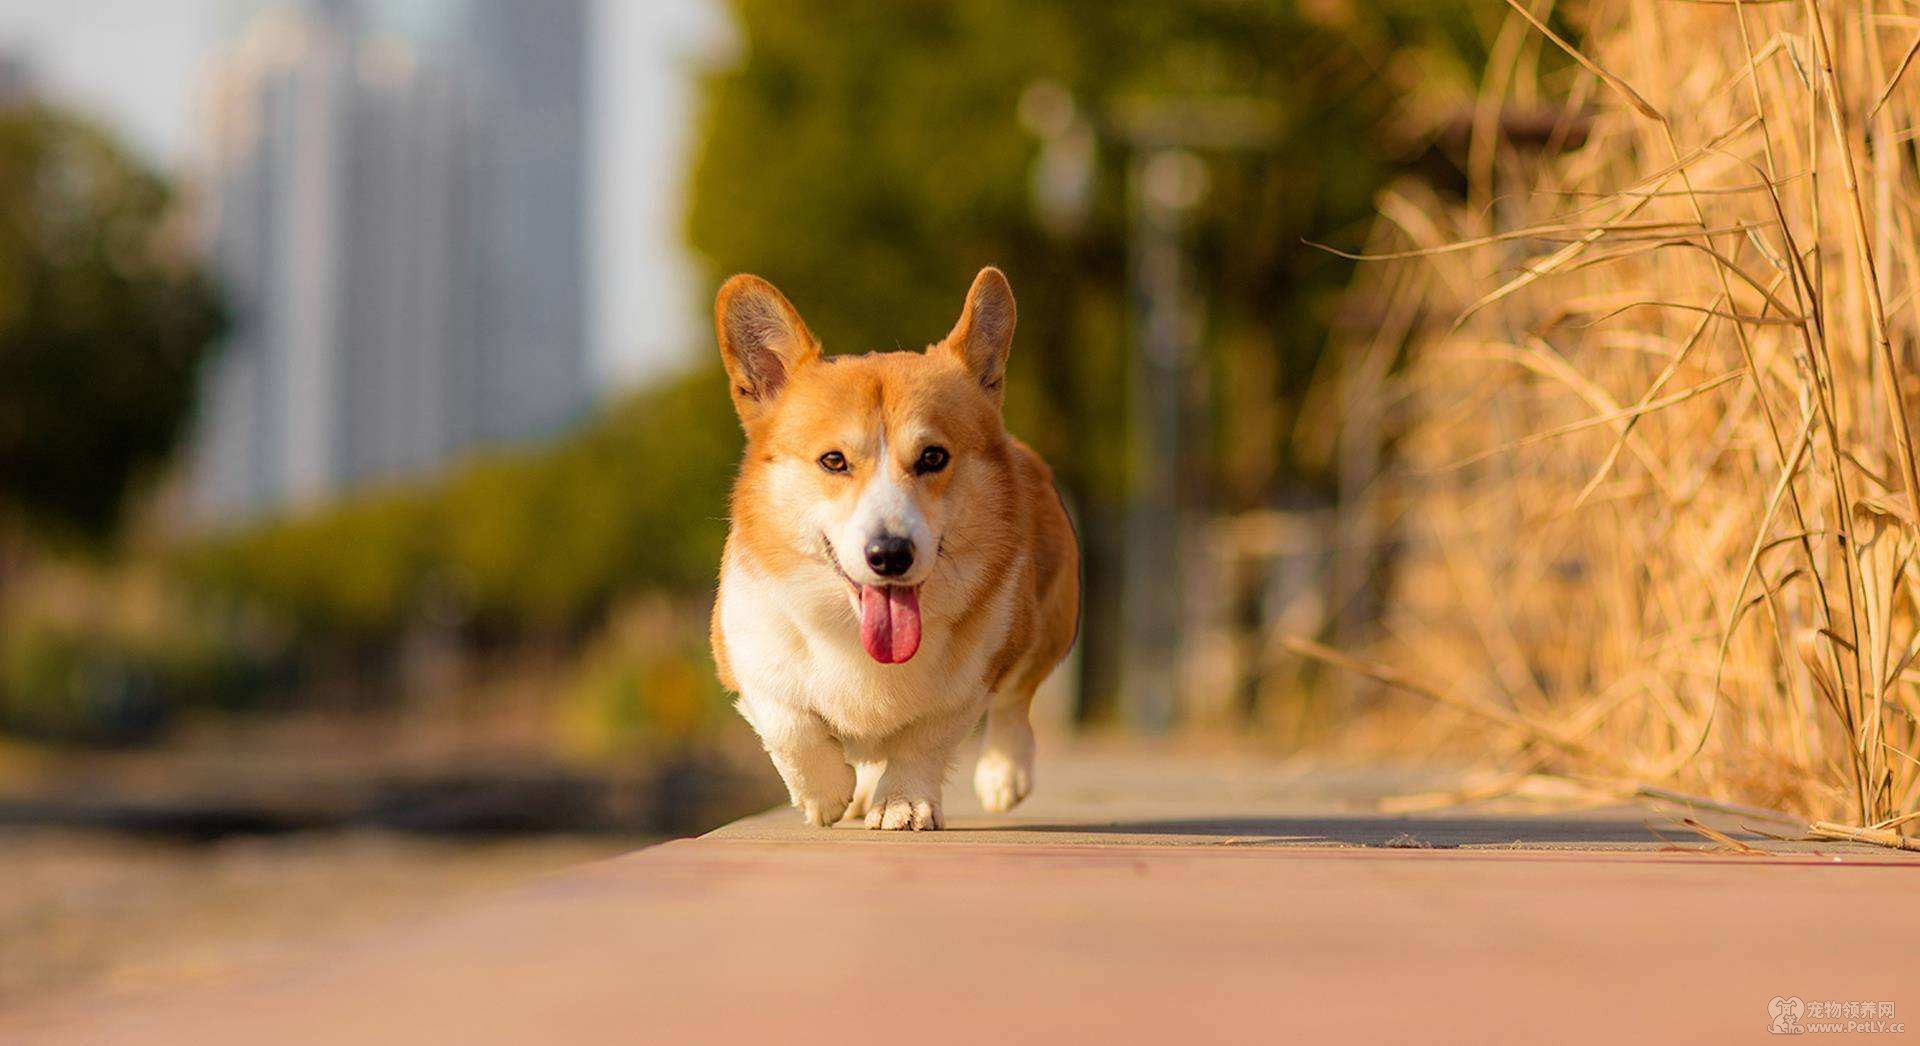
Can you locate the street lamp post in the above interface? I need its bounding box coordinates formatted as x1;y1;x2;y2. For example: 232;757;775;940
1023;85;1281;733
1122;149;1207;732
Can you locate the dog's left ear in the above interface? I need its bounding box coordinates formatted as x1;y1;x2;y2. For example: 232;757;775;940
939;267;1016;408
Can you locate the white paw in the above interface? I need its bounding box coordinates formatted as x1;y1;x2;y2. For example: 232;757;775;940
789;763;855;827
974;750;1031;813
864;796;943;831
794;793;850;827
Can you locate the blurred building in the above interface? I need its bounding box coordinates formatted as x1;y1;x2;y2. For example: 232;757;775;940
190;0;589;519
0;48;32;104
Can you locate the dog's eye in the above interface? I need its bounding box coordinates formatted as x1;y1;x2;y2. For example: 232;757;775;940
818;451;849;474
915;445;950;474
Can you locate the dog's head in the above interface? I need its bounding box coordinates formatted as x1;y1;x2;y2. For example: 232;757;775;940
715;268;1017;665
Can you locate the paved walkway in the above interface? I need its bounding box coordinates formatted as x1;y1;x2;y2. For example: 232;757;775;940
12;747;1917;1044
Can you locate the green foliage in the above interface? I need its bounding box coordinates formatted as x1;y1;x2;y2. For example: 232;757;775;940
0;104;224;542
179;367;741;638
0;614;252;744
687;0;1492;506
560;600;734;757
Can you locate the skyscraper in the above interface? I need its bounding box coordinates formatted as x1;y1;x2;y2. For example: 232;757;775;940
189;0;589;521
0;47;33;104
457;0;589;448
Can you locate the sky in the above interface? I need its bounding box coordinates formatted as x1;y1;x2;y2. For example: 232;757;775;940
0;0;731;389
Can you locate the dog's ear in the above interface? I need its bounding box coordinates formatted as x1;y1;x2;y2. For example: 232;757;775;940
715;275;821;424
939;267;1016;408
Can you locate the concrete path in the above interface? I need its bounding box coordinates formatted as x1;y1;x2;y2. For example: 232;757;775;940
12;747;1918;1044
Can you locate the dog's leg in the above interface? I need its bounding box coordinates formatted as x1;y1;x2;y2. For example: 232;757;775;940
865;708;974;831
739;698;854;827
973;692;1036;813
845;760;885;820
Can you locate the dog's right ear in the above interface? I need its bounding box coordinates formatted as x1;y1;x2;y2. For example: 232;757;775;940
715;275;820;425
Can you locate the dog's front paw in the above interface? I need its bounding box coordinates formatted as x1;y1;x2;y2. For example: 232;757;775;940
789;764;855;827
974;749;1032;813
794;794;850;827
864;795;942;831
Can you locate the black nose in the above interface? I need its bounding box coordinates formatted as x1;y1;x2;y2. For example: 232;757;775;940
865;535;914;577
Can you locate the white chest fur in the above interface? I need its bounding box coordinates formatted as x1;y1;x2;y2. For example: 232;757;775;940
718;554;1011;744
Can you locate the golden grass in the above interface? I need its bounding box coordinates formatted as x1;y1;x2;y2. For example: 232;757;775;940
1301;0;1920;842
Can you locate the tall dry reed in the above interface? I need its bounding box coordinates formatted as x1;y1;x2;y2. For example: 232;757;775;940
1300;0;1920;843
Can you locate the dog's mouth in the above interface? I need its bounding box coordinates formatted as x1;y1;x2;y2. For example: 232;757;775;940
821;536;922;665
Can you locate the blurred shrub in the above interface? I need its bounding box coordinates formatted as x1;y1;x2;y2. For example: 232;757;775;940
559;598;733;758
177;367;740;640
0;620;147;741
0;614;258;744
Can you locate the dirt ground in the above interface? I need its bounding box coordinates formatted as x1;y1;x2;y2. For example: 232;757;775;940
1;828;642;1011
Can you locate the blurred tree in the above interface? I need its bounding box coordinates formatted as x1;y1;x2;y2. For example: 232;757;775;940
685;0;1494;718
0;105;223;548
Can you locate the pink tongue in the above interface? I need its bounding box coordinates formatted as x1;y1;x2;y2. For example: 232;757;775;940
858;585;922;664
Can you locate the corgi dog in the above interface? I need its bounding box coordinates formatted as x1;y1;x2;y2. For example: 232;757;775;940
710;268;1079;831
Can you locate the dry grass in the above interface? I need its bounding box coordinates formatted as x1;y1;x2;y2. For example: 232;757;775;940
1301;0;1920;842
